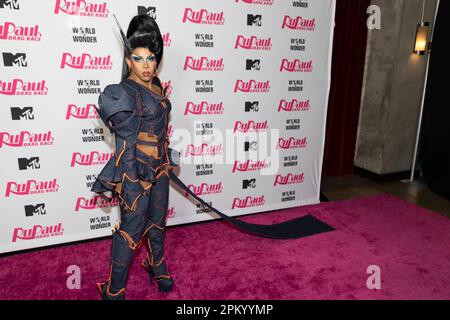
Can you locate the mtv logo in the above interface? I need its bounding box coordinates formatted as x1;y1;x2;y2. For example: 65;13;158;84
244;141;258;151
10;107;34;120
0;0;20;9
247;14;262;26
245;101;259;112
18;157;40;170
243;179;256;189
195;202;211;212
138;6;156;19
3;52;27;67
25;204;46;217
246;59;260;71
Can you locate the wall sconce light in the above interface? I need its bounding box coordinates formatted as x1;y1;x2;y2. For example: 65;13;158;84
414;0;430;55
414;22;430;54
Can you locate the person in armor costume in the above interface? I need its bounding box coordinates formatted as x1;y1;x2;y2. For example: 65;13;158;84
91;14;173;300
91;12;336;301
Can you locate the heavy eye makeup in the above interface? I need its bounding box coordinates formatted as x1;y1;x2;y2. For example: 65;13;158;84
131;54;156;63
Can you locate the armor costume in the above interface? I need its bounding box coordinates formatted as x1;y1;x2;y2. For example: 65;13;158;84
90;13;335;301
91;77;175;299
91;78;172;210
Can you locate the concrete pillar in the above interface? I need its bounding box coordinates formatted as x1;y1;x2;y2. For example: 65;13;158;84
354;0;438;178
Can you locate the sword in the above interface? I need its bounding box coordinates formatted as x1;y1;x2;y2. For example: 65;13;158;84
166;148;334;240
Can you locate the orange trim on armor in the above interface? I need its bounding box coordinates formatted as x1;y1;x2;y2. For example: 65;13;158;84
139;180;153;190
143;224;155;237
155;275;172;281
155;256;165;267
115;182;123;194
107;282;125;296
141;239;172;281
114;172;146;211
116;191;142;212
123;172;139;182
137;132;158;142
136;157;149;165
136;144;160;159
155;169;166;180
115;172;141;195
145;219;164;233
130;193;143;211
101;266;126;296
115;141;126;167
118;229;141;250
136;157;170;174
113;220;121;234
147;238;154;266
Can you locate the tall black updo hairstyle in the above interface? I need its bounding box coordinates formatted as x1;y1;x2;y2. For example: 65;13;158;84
122;14;164;80
126;14;164;67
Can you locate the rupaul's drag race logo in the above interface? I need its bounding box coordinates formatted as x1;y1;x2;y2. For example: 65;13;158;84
0;79;48;95
232;195;265;209
234;80;270;93
233;120;269;133
232;159;270;173
70;151;113;167
0;21;41;41
235;35;272;50
60;53;112;70
75;195;119;211
282;16;316;31
162;32;172;47
274;173;305;186
184;182;223;197
182;8;225;25
183;56;224;71
166;207;176;220
277;137;308;149
12;223;64;242
280;59;313;72
0;130;54;148
66;103;98;120
5;178;60;197
184;101;224;115
235;0;274;5
185;143;224;157
161;80;173;96
278;99;311;112
54;0;109;18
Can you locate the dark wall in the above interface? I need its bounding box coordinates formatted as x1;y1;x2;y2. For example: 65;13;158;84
419;1;450;200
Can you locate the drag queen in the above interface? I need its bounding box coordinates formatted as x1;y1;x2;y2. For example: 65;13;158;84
91;12;335;302
91;14;174;300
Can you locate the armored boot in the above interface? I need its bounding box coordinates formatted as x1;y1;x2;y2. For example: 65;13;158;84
141;236;174;292
97;280;126;300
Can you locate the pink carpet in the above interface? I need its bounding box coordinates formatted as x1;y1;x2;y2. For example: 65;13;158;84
1;193;449;300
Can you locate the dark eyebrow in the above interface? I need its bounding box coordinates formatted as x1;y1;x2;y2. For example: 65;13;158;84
132;54;155;59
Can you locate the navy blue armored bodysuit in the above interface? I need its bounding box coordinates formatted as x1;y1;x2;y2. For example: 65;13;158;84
92;77;174;297
91;78;172;211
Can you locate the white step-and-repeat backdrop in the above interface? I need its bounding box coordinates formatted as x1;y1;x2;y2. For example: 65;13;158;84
0;0;336;254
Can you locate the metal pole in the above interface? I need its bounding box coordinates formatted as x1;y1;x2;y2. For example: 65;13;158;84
410;0;440;182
